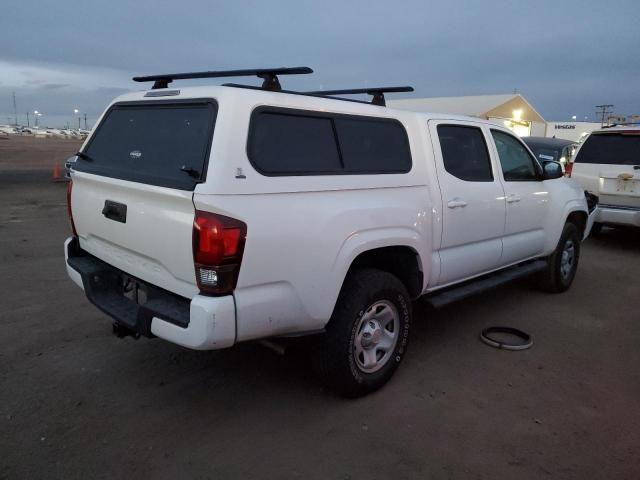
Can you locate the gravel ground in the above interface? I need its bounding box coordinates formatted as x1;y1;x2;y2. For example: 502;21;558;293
1;159;639;479
0;136;82;171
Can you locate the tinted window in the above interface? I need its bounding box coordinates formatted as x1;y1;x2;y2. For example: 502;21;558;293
335;117;412;172
248;108;412;175
437;125;493;181
574;132;640;165
248;112;341;174
77;101;217;190
491;130;540;181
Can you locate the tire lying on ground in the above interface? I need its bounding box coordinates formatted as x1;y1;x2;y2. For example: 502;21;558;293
312;268;411;397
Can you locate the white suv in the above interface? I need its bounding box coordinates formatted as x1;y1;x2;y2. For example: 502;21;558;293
570;126;640;233
65;67;596;396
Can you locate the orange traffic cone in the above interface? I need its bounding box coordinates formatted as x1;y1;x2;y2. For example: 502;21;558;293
52;164;66;182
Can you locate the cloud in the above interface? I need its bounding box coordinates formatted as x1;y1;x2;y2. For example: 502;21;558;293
41;83;70;90
0;59;131;91
1;0;639;124
0;59;136;123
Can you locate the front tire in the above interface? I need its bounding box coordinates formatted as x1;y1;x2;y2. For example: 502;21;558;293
312;269;411;397
537;222;581;293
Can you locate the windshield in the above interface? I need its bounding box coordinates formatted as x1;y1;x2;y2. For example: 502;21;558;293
574;132;640;166
75;100;217;190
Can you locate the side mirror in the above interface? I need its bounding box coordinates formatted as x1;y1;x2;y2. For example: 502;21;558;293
543;160;563;180
64;155;78;178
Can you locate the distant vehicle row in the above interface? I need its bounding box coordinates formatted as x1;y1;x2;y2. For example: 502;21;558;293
0;125;91;138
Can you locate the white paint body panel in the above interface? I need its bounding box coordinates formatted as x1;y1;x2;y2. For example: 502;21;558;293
66;85;592;350
71;171;198;299
194;188;430;340
151;294;236;350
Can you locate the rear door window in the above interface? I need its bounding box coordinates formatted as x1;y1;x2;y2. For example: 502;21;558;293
574;132;640;165
437;125;493;181
76;100;217;190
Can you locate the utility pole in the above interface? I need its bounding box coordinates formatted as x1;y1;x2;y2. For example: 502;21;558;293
26;111;30;128
595;104;614;127
12;92;18;126
83;113;87;130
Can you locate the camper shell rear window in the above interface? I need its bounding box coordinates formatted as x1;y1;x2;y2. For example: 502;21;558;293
247;107;412;176
74;99;217;190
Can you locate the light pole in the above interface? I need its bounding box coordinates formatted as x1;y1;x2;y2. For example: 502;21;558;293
571;115;577;121
74;109;80;130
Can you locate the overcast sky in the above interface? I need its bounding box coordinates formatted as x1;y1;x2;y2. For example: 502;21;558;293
1;0;638;127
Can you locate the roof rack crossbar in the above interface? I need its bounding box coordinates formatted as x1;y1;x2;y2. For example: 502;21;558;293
220;83;374;105
305;86;414;106
132;67;313;90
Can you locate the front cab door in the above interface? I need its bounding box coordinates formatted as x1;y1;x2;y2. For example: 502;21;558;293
490;129;550;264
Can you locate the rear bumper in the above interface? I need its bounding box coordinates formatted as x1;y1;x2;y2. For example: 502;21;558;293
596;204;640;227
583;191;598;239
64;237;236;350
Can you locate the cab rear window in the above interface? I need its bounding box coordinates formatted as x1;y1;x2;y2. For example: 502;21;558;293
75;100;217;190
574;132;640;166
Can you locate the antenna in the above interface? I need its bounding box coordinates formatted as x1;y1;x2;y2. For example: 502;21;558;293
132;67;313;90
595;104;614;127
12;92;18;126
305;86;414;106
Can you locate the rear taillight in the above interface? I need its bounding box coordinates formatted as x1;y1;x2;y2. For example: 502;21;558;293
564;161;573;177
66;181;77;236
192;210;247;296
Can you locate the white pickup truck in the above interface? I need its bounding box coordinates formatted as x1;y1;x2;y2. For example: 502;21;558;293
65;68;596;396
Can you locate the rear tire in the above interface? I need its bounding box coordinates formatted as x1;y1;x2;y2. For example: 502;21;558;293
312;269;411;397
537;222;581;293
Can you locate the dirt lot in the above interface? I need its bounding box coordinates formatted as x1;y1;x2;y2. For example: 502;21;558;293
0;136;82;171
1;140;639;479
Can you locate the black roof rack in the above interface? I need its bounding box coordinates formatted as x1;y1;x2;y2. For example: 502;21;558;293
219;83;371;105
132;66;313;90
305;86;414;106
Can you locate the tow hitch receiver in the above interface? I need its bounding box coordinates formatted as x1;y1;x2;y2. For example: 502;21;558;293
112;322;140;339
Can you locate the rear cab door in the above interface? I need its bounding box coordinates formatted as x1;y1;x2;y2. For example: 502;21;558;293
70;98;218;298
428;119;506;286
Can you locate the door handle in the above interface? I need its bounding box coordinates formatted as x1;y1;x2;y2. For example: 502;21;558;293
447;198;468;208
102;200;127;223
506;194;521;203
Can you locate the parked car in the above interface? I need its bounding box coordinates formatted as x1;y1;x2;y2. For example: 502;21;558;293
0;125;18;135
570;126;640;233
522;136;577;173
64;67;596;396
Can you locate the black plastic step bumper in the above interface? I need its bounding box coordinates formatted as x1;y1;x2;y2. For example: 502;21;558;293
66;237;190;337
